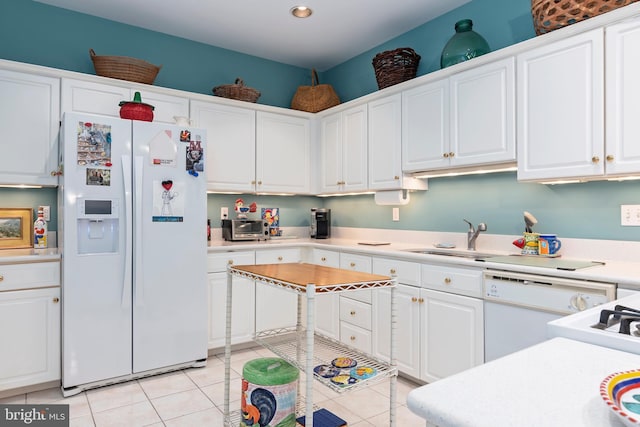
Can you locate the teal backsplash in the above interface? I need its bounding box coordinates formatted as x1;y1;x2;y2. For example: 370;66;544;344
206;173;640;241
0;188;58;231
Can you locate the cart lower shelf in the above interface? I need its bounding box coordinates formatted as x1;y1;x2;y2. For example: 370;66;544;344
254;327;397;394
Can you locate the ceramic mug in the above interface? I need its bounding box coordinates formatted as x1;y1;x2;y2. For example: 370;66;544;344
539;234;562;255
522;232;539;255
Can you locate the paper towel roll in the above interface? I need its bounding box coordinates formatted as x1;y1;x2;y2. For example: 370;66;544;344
374;190;410;205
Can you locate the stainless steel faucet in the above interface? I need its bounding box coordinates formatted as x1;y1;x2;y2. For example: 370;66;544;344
464;219;487;251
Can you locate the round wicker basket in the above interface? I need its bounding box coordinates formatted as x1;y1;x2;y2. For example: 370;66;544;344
531;0;638;35
372;48;421;90
89;49;161;85
212;78;260;103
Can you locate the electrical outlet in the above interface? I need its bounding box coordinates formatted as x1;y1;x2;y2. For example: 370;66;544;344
41;206;51;222
221;207;229;220
392;207;400;222
621;204;640;226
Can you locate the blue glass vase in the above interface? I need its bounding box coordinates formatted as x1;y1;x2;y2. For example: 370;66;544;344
440;19;490;69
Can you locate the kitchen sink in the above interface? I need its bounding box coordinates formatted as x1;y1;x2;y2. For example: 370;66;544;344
402;248;495;260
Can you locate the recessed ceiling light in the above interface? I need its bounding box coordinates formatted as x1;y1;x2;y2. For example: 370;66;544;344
291;6;312;18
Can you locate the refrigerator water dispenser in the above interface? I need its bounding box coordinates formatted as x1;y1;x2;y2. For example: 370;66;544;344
76;198;119;254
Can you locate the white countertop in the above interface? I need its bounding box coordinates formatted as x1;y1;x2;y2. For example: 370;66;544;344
207;230;640;290
0;247;60;264
406;337;640;427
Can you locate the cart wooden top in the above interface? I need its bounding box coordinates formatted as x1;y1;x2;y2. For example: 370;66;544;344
229;262;394;293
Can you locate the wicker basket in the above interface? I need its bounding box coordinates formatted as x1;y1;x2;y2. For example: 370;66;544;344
291;69;340;113
213;78;261;103
372;48;421;90
89;49;161;84
532;0;638;35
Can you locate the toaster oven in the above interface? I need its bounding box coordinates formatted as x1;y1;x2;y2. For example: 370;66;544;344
221;219;269;241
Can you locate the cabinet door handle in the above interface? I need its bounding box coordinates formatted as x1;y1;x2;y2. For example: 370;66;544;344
350;336;356;341
251;180;256;185
443;153;449;158
277;256;283;261
350;262;356;267
444;277;452;285
321;257;327;262
411;297;418;302
350;310;356;316
606;155;614;162
394;176;400;180
0;274;3;282
389;268;396;274
418;298;424;303
592;156;600;164
449;152;455;158
227;260;234;265
53;297;60;303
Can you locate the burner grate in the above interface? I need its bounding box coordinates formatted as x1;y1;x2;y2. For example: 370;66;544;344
592;305;640;335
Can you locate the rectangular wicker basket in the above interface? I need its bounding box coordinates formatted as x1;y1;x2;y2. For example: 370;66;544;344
532;0;639;35
89;49;161;85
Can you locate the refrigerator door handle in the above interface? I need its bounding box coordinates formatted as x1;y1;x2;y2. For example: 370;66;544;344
121;154;132;309
134;155;144;306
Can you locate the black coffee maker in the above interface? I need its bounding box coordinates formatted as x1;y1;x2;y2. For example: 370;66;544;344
310;208;331;239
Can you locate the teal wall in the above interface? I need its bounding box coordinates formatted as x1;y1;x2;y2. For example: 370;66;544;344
325;0;535;102
2;1;639;243
0;188;58;231
0;0;310;107
209;173;640;242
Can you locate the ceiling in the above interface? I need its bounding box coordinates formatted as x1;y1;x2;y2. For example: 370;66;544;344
34;0;470;71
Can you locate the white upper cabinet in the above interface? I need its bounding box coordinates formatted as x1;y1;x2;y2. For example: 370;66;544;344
0;70;60;186
61;78;189;124
190;100;256;193
402;79;449;171
369;94;415;190
605;17;640;176
450;57;515;168
256;111;311;194
319;104;368;194
402;57;515;173
517;29;605;181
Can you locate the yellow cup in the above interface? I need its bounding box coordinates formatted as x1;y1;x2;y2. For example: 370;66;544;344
522;232;539;255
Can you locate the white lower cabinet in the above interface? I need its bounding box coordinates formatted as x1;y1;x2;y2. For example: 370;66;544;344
0;261;60;394
307;248;340;339
420;288;484;383
254;248;300;331
207;251;255;349
373;257;484;383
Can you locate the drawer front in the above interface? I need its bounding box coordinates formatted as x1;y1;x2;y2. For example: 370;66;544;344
339;253;372;303
339;252;372;273
421;264;483;297
372;257;420;285
339;297;372;330
207;251;255;273
310;249;339;267
0;262;60;292
340;321;372;354
255;248;302;264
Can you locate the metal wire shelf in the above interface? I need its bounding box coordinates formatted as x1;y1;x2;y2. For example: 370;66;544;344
254;327;398;394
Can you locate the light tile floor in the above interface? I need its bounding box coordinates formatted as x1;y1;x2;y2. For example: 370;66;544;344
1;347;425;426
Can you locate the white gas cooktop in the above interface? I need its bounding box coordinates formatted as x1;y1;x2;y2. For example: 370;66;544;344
548;293;640;355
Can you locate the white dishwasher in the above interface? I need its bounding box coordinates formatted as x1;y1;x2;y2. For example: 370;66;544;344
483;270;616;361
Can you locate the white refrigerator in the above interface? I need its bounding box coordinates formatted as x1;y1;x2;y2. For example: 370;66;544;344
59;112;208;396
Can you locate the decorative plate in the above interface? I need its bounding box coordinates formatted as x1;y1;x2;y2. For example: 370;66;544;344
313;364;341;379
350;366;377;380
331;357;357;369
600;369;640;427
330;374;359;387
